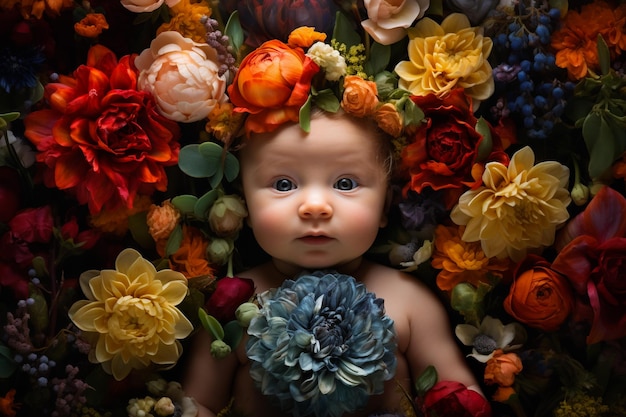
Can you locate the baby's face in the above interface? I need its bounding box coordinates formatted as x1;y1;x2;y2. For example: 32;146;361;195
240;114;389;272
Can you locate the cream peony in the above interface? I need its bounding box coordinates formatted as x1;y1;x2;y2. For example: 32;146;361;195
362;0;430;45
68;248;193;381
136;31;228;123
394;13;494;105
121;0;180;13
450;146;571;262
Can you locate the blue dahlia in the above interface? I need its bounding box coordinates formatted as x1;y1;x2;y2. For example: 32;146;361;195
247;271;397;417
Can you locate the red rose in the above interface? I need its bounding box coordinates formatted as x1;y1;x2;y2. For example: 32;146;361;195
401;89;509;208
9;206;54;243
206;276;255;323
420;381;492;417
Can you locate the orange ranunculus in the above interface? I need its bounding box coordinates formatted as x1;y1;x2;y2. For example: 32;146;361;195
484;349;522;387
168;225;214;278
374;102;403;138
227;39;320;135
431;224;511;293
503;254;573;332
146;200;181;243
287;26;326;49
74;13;109;38
341;75;380;118
23;45;180;216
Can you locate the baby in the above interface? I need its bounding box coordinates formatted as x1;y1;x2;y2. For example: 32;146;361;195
183;110;483;417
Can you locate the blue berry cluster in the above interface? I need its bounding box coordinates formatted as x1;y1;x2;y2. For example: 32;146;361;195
488;3;573;139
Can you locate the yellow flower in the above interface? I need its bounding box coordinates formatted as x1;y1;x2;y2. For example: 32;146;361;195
68;248;193;380
157;0;211;43
450;146;571;262
394;13;494;106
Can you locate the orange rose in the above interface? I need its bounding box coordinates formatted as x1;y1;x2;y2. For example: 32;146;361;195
503;254;573;332
484;350;522;387
374;102;403;137
341;75;379;117
228;39;320;135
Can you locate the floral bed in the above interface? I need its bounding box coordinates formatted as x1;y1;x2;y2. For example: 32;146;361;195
1;0;626;416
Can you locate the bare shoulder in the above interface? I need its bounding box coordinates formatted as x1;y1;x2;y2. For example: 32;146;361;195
237;261;286;294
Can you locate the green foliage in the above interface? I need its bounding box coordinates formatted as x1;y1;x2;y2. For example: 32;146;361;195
415;365;438;397
0;344;17;378
332;11;361;49
475;117;493;162
198;308;224;341
164;223;183;256
178;142;240;188
225;11;244;62
365;42;391;76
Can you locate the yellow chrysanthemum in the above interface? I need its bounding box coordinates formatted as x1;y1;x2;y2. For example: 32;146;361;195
450;146;571;262
68;248;193;381
157;0;210;43
394;13;494;106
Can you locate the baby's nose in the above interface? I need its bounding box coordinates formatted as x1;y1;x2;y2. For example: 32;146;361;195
298;190;333;219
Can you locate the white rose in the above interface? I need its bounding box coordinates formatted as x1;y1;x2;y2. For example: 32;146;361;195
136;31;228;123
361;0;430;45
120;0;180;13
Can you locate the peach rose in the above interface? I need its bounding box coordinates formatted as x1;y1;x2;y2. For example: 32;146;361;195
136;31;228;123
503;255;573;332
362;0;430;45
374;102;403;137
484;350;522;387
341;75;379;117
121;0;179;13
146;200;181;242
227;39;320;134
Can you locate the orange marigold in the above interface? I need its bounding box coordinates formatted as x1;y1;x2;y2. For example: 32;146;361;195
431;224;511;292
74;13;109;38
168;225;214;278
0;389;19;417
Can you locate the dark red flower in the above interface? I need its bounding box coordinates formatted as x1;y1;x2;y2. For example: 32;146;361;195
420;381;492;417
9;206;54;244
401;89;509;208
0;166;22;223
206;276;255;323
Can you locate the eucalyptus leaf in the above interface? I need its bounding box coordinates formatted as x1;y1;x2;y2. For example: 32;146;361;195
179;144;218;178
332;10;361;48
165;223;183;256
198;309;225;341
225;11;244;59
194;189;218;219
223;320;244;348
597;34;611;76
224;152;240;182
171;194;199;215
209;168;224;189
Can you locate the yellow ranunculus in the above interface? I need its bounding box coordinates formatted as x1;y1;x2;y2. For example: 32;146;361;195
68;248;193;381
450;146;571;262
394;13;494;106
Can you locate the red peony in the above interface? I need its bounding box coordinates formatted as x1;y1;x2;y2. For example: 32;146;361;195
206;276;255;323
9;205;54;243
420;381;492;417
401;89;509;208
23;44;180;216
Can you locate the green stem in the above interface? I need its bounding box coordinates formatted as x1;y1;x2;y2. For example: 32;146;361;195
226;253;234;278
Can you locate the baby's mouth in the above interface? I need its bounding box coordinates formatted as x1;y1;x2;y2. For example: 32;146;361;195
298;234;333;244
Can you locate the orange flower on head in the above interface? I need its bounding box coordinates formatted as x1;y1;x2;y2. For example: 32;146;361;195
287;26;326;49
431;224;512;293
341;75;380;118
227;39;320;135
168;225;214;279
484;349;523;388
74;13;109;38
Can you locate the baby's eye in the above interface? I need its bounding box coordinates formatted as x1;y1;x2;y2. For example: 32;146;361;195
334;178;358;191
273;178;296;192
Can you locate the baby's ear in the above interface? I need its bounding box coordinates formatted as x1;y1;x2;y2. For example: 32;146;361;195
379;188;393;228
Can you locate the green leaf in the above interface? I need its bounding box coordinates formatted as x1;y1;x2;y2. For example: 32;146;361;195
209;167;224;189
587;114;616;179
223;320;244;348
0;345;17;378
597;34;611;76
313;90;340;113
427;0;444;16
401;98;425;127
0;112;20;123
564;97;594;126
299;96;312;133
198;309;225;341
171;194;199;215
165;223;183;256
475;117;493;162
224;152;240;182
194;189;218;219
582;111;602;155
415;365;438;396
27;286;49;333
179;144;218;178
127;211;154;249
225;11;244;59
366;42;391;75
332;11;361;48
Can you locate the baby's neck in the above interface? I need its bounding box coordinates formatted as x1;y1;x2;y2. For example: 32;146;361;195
271;257;365;280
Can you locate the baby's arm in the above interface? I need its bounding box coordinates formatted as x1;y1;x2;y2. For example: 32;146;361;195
183;330;239;417
404;277;482;393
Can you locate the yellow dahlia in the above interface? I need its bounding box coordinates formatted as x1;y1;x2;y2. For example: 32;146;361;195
450;146;571;262
68;248;193;380
394;13;494;106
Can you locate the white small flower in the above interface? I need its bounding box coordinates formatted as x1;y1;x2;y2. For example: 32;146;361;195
399;240;433;272
306;42;347;81
455;315;524;362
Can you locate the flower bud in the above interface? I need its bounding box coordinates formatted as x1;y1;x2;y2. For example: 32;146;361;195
206;238;234;265
154;397;175;417
210;339;231;359
146;378;168;396
208;195;248;237
235;302;260;327
571;182;590;206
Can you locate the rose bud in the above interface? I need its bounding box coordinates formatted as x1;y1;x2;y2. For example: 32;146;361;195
205;276;255;323
208;194;248;237
235;302;260;327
